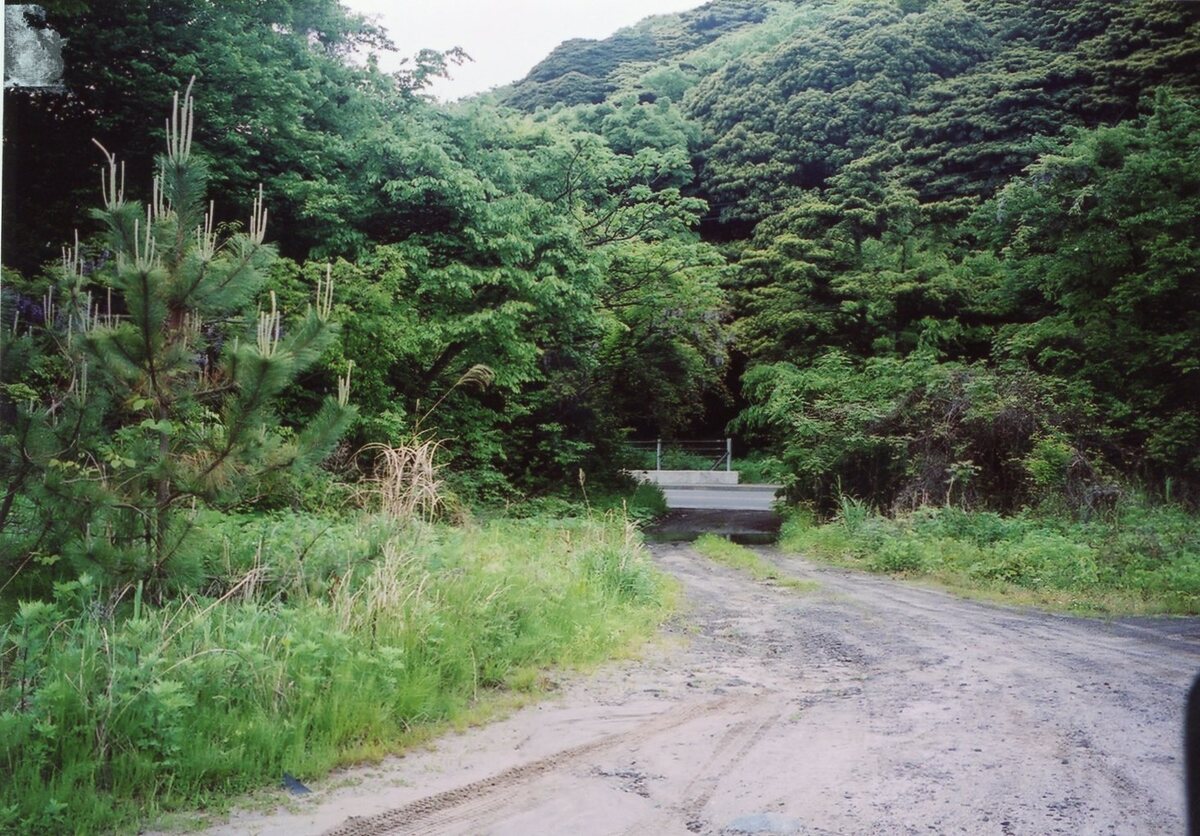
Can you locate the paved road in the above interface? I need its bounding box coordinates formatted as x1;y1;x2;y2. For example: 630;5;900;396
660;484;781;512
207;543;1200;835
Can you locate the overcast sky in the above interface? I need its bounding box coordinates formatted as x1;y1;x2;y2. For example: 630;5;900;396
343;0;708;101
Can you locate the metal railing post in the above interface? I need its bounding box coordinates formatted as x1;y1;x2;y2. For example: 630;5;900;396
726;437;732;472
656;438;662;472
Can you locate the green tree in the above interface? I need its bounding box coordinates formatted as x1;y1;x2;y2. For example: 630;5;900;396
593;238;728;436
0;84;354;594
987;92;1200;486
3;0;407;270
739;351;1095;512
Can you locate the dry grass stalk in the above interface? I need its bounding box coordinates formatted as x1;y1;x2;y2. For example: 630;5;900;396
360;439;445;523
333;543;430;633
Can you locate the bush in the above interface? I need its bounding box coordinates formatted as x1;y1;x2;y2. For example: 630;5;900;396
734;453;786;484
626;482;669;521
739;351;1101;513
868;538;926;573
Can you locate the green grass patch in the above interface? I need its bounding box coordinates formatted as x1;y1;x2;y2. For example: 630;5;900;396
693;534;816;592
0;513;670;833
781;499;1200;614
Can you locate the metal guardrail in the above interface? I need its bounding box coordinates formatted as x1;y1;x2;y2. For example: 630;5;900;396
627;438;733;472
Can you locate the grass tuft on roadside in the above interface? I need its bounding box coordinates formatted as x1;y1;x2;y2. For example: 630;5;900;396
780;498;1200;614
693;534;816;592
0;513;670;833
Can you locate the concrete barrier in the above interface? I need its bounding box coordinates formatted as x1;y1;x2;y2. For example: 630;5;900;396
629;469;739;486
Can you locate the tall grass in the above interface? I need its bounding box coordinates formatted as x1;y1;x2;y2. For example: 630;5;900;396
0;513;668;833
359;440;447;522
781;498;1200;614
731;454;786;485
505;481;668;525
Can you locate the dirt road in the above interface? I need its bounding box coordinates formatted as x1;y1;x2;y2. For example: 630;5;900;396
207;543;1200;835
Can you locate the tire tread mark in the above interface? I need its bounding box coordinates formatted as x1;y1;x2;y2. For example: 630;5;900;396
621;699;785;836
322;695;748;836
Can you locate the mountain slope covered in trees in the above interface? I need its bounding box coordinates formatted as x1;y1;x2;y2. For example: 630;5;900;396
499;0;1200;507
4;0;1199;507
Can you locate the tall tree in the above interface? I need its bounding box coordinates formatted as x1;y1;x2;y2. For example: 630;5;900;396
3;0;394;270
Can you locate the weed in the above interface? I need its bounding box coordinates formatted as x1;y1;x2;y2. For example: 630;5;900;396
780;498;1200;614
359;440;446;523
732;454;786;485
693;534;816;592
504;482;668;526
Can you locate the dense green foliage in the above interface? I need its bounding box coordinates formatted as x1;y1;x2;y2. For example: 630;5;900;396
9;0;1200;508
496;0;771;111
737;95;1200;508
0;513;666;832
3;0;1198;564
1;84;354;599
738;351;1096;510
3;1;729;503
490;0;1200;510
986;94;1200;481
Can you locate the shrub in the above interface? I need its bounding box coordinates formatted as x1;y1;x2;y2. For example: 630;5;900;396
739;351;1102;513
779;498;1200;613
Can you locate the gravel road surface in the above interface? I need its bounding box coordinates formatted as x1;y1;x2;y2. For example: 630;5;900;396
205;543;1199;836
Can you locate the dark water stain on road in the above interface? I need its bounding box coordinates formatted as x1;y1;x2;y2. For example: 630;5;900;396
647;509;782;545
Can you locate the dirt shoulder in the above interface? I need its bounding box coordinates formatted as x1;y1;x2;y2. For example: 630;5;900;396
196;543;1199;835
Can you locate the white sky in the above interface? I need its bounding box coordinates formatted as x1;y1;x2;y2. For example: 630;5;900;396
343;0;709;101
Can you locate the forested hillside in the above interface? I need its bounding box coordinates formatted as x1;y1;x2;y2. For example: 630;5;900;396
1;2;1199;825
498;0;1200;510
3;0;1199;539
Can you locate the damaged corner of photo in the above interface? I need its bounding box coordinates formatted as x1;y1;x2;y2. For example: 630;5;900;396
4;5;66;91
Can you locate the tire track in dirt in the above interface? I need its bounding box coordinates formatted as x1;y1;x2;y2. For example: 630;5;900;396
321;695;749;836
620;699;789;836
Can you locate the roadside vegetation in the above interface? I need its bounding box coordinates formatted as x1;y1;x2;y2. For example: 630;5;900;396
782;498;1200;615
0;512;668;832
0;74;671;833
504;481;669;526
